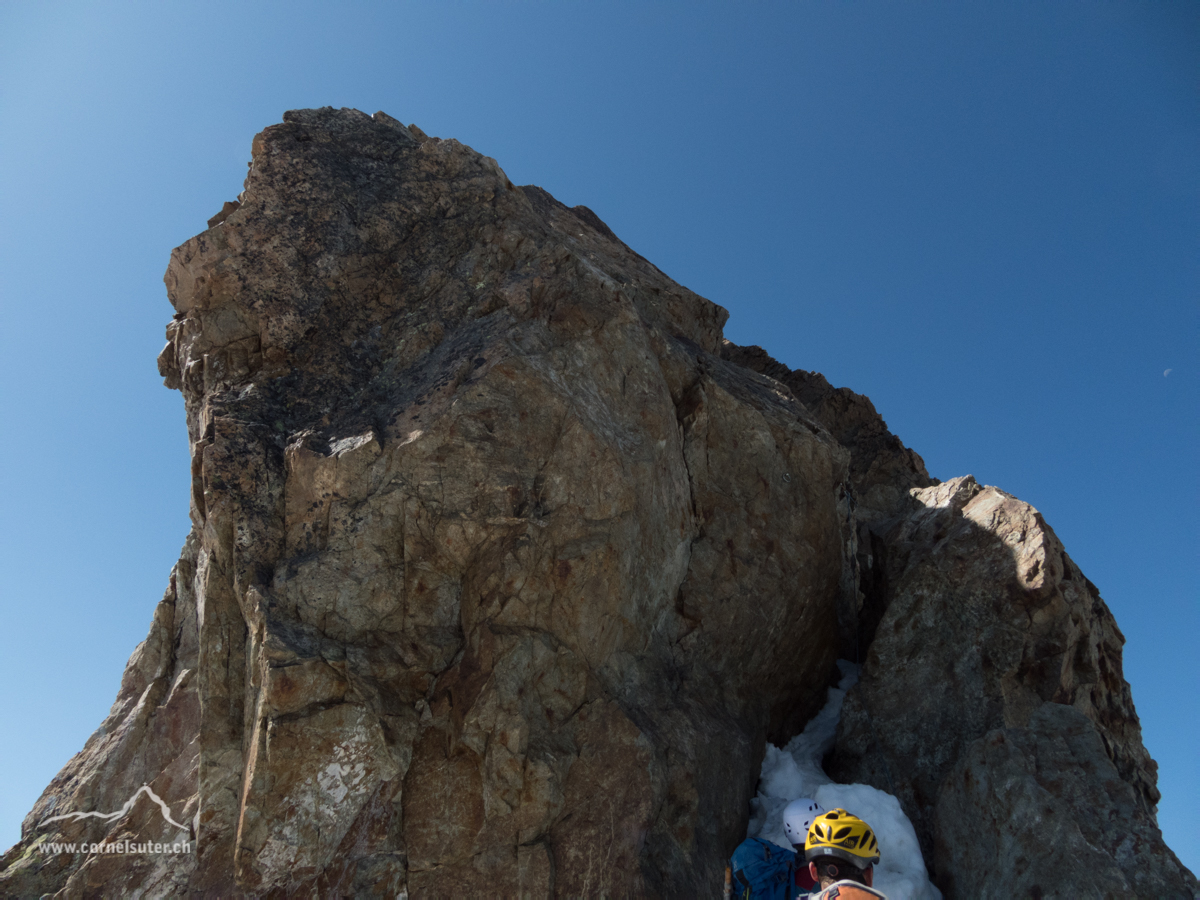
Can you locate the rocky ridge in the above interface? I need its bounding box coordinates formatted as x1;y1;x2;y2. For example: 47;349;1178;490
1;108;1193;898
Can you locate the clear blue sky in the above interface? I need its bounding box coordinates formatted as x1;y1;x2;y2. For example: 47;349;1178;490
1;0;1196;870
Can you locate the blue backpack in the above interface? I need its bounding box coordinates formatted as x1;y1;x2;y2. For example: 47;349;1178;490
730;837;798;900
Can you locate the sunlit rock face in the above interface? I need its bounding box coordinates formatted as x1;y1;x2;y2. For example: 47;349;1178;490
1;109;1192;898
0;108;851;897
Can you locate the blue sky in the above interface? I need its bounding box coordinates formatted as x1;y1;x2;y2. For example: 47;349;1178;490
1;0;1196;870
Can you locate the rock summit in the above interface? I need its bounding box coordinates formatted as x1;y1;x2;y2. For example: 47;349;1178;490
2;108;1193;898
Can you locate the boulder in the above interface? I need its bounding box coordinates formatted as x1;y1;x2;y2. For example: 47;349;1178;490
829;475;1196;895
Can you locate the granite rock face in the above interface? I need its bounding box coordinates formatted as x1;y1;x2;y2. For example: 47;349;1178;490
719;342;934;656
1;108;1193;898
1;108;852;897
718;342;932;526
935;703;1195;898
829;476;1197;895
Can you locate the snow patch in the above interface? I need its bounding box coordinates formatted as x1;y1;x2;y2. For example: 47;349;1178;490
747;661;941;900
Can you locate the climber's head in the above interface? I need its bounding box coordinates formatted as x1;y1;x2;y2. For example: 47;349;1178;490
782;797;825;849
804;808;880;889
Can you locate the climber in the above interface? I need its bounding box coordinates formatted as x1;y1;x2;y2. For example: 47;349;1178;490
782;798;824;896
728;798;824;898
804;808;887;899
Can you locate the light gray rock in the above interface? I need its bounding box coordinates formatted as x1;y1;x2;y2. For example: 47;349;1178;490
935;703;1196;898
830;476;1196;895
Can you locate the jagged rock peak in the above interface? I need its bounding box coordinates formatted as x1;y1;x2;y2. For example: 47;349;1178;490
1;108;1193;898
3;107;856;896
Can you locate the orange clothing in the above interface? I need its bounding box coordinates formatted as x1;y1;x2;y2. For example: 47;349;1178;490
811;880;888;900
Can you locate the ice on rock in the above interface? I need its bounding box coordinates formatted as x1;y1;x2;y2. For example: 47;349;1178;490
747;661;941;900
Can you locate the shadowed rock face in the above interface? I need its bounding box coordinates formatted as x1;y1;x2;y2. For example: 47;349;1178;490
828;476;1197;895
935;703;1191;898
718;342;932;527
1;108;1193;898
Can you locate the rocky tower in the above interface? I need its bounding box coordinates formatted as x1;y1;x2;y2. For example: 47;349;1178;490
1;108;1194;898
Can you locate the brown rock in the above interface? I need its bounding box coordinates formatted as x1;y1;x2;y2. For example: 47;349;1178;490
3;108;853;896
206;200;241;229
3;107;1191;898
719;341;934;655
719;341;932;525
829;475;1196;894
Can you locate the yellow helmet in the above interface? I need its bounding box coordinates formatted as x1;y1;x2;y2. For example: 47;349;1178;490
804;808;881;866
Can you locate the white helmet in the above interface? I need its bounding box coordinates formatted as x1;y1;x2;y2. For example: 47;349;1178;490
782;798;825;847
